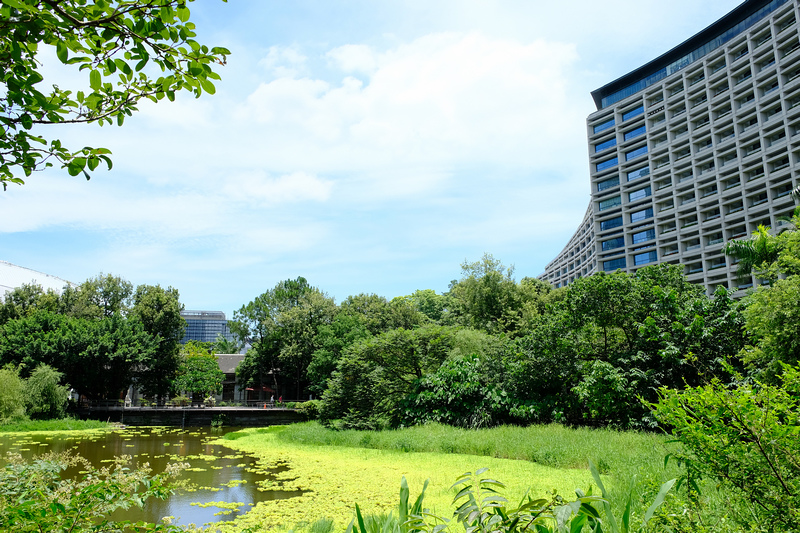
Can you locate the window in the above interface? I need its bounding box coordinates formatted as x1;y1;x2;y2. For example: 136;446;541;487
624;125;647;141
630;207;653;223
602;237;625;251
603;258;626;271
622;106;644;121
593;118;615;134
597;157;618;172
595;138;617;152
632;229;655;244
634;251;658;266
600;216;623;230
625;145;648;161
599;196;622;211
627;166;650;182
597;177;619;192
629;186;652;202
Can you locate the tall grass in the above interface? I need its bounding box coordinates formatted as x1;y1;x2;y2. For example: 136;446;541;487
0;418;110;433
275;421;671;475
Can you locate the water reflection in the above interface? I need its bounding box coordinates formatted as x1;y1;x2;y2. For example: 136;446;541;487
0;426;303;528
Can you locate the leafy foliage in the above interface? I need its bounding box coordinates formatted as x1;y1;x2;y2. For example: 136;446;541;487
174;351;223;399
0;452;185;532
22;363;68;420
0;364;26;423
0;0;230;187
652;367;800;530
0;310;158;399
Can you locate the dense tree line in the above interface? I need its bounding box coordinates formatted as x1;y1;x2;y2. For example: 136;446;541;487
0;274;185;403
225;253;752;430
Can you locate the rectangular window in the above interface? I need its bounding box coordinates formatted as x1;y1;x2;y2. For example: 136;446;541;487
603;257;627;271
600;216;623;230
624;125;646;141
627;166;650;182
599;195;622;211
625;145;648;161
634;251;658;266
593;118;615;134
602;237;625;251
629;186;652;202
622;106;644;121
597;177;620;192
632;229;656;244
595;138;617;152
596;157;619;172
630;207;654;223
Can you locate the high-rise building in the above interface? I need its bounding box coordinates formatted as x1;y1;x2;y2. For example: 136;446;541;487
541;0;800;294
180;310;234;344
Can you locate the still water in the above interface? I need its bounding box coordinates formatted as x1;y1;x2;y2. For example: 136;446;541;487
0;426;303;528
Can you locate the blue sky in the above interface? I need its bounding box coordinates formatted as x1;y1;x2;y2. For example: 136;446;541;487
0;0;740;317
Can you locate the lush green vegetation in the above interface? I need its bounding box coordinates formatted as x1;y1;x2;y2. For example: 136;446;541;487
0;451;185;532
2;205;800;531
216;424;668;533
0;418;109;433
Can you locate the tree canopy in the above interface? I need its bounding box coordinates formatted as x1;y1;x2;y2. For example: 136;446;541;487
0;0;229;188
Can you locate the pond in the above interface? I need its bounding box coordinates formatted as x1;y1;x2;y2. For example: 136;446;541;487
0;426;303;529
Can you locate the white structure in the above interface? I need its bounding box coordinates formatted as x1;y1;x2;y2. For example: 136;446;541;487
0;260;73;298
542;0;800;294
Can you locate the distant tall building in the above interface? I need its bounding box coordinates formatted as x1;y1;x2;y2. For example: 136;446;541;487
542;0;800;294
180;310;234;344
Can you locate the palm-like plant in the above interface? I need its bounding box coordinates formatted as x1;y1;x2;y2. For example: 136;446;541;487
723;225;782;282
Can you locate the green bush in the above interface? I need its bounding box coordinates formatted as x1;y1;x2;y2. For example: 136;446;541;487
0;452;184;532
0;365;25;423
297;400;321;420
652;365;800;530
23;364;68;420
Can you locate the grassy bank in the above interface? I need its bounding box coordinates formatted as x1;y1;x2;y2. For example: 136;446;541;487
0;418;110;433
213;423;679;532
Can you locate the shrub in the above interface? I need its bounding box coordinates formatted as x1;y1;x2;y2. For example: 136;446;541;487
0;365;25;423
0;452;185;532
297;400;321;421
652;365;800;530
23;364;68;420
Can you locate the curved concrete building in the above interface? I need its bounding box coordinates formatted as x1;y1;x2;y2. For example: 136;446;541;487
541;0;800;293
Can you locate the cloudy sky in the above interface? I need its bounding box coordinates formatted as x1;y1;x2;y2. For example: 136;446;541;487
1;0;741;316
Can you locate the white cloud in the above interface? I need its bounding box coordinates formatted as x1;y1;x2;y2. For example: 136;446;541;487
220;171;333;204
257;45;308;78
326;44;378;74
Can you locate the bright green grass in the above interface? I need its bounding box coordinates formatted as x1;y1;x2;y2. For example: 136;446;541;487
0;418;111;433
213;423;681;532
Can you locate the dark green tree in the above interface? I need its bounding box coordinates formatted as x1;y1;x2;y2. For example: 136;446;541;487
129;284;185;401
232;277;315;400
0;282;61;326
320;325;460;429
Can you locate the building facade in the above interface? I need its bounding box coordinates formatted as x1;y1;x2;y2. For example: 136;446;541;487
541;0;800;293
180;310;234;344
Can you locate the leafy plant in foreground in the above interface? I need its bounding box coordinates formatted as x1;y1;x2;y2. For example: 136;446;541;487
350;467;675;533
0;451;187;532
652;365;800;530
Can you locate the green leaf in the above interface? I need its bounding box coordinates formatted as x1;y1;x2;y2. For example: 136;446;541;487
56;41;69;64
176;6;191;22
89;70;102;91
642;478;676;524
199;78;216;95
